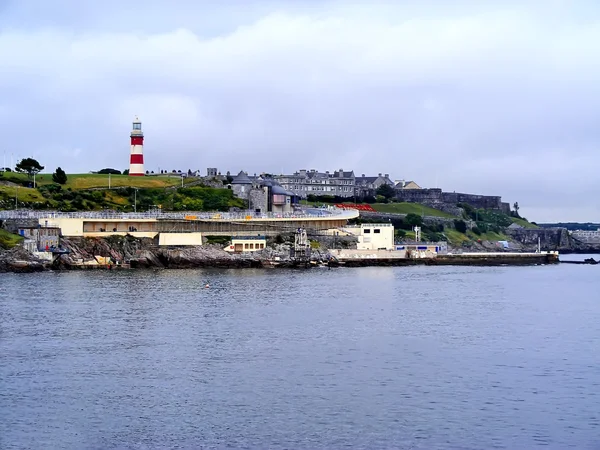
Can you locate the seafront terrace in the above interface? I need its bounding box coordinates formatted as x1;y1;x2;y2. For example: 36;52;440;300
0;207;359;237
0;207;358;222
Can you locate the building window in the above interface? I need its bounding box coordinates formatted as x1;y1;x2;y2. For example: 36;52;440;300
245;243;249;249
374;229;381;233
364;229;371;233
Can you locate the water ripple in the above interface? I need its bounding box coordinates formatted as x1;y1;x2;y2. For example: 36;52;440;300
1;265;599;449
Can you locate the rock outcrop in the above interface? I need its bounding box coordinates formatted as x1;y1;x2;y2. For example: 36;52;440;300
53;236;296;269
506;228;600;253
0;246;47;273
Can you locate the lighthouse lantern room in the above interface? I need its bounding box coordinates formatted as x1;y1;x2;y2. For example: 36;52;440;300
129;116;145;176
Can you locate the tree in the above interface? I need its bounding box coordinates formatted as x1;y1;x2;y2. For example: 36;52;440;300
513;201;520;217
98;168;121;175
123;169;129;175
405;213;423;227
52;167;68;185
454;219;467;233
15;157;44;178
376;183;395;200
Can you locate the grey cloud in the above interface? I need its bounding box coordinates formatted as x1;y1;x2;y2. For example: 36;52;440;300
1;1;599;221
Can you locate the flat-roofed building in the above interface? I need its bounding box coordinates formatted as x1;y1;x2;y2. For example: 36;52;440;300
224;236;267;253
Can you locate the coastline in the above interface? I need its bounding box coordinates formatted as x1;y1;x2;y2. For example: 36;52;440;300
0;238;565;273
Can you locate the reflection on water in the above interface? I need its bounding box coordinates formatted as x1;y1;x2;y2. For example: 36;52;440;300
1;265;599;449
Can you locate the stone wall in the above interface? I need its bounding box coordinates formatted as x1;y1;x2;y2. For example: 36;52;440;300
1;218;40;233
394;188;443;203
359;211;456;228
441;192;507;212
393;188;510;213
248;187;267;212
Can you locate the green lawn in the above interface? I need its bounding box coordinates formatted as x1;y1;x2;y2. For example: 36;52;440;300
1;172;196;189
511;217;539;229
0;185;47;202
443;229;471;246
371;202;456;218
0;229;24;249
468;230;507;241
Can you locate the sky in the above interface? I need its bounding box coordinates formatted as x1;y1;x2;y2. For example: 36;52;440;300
0;0;599;222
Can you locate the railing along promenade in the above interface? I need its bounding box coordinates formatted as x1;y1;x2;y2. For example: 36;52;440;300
0;207;358;221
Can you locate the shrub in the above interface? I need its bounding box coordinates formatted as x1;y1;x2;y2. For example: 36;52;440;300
454;219;467;233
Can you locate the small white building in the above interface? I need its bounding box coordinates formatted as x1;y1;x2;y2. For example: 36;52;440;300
224;236;267;253
344;223;394;250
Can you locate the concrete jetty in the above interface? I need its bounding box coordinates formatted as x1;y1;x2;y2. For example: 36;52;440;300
330;251;560;267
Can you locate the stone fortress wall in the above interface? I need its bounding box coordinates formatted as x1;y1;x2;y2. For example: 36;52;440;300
393;188;510;214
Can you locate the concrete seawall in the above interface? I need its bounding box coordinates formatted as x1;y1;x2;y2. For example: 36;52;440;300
333;252;559;267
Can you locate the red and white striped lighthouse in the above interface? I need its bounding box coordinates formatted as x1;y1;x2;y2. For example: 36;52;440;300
129;116;144;176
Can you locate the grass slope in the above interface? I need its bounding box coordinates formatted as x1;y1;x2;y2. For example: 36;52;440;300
371;202;456;218
0;185;47;202
1;172;193;189
468;231;507;241
511;217;539;229
443;229;471;246
0;229;24;249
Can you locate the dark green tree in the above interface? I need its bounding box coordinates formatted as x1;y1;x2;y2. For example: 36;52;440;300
454;219;468;233
52;167;68;185
376;183;395;200
15;157;44;178
405;213;423;227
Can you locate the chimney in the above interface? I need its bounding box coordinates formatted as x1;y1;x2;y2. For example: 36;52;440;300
325;171;329;174
338;169;343;177
362;174;365;177
378;173;382;177
384;173;389;178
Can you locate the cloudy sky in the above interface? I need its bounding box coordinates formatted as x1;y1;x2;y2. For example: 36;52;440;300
1;0;599;221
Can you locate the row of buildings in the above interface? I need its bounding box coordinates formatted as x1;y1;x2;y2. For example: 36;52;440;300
217;167;421;202
206;167;509;215
222;168;421;214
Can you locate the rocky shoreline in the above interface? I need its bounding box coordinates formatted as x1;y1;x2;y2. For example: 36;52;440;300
1;234;598;274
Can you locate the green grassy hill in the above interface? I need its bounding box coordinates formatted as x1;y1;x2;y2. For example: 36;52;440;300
371;202;456;218
0;229;23;249
511;217;539;229
0;172;242;212
1;172;193;189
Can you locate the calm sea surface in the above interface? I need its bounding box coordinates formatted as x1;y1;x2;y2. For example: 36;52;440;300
1;259;599;449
